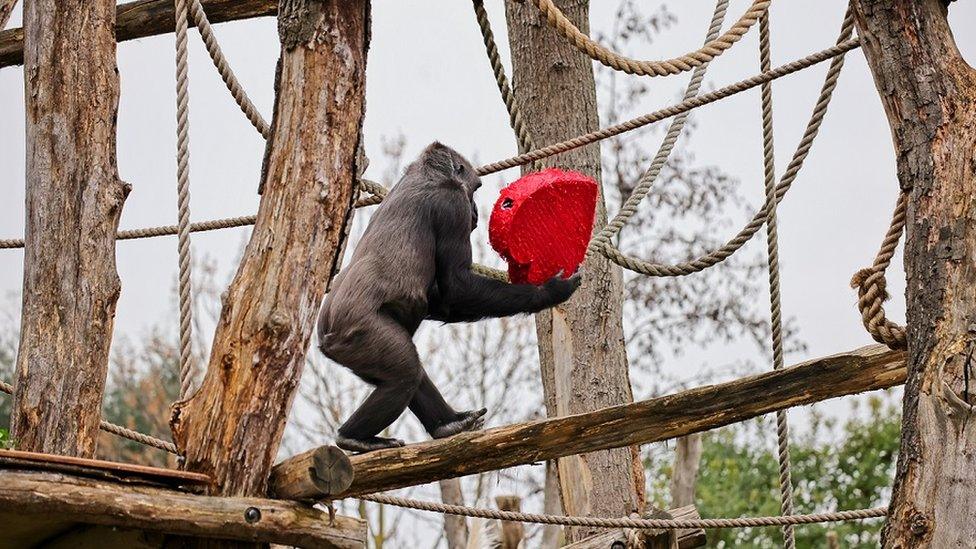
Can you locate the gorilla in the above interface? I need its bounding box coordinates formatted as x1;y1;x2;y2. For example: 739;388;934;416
318;142;581;453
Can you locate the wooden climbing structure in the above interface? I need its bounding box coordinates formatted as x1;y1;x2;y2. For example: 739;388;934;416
1;0;973;547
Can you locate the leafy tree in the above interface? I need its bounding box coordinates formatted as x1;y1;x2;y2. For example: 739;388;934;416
650;393;900;548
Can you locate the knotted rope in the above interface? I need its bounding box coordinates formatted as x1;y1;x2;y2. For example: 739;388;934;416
850;193;908;349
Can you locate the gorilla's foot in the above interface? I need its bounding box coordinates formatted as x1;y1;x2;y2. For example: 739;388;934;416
335;435;405;453
432;408;488;439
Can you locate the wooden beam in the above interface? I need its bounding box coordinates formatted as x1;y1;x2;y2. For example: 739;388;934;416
269;445;353;500
280;345;904;499
0;0;277;68
0;469;366;548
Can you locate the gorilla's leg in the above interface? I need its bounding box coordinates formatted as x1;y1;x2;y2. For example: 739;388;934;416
325;315;424;453
409;374;487;438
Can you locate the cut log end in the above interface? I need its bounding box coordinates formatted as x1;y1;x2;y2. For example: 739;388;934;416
311;445;355;496
271;445;354;500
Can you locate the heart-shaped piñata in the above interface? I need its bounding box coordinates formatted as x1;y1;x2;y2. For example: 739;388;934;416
489;168;598;285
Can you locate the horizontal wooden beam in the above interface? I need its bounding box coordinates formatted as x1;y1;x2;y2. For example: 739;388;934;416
0;0;277;68
298;344;903;498
0;469;366;548
269;445;354;500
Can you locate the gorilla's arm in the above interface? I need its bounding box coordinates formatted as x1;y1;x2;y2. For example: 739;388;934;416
429;206;578;323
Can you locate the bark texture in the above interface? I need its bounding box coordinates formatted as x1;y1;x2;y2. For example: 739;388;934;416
503;0;642;540
12;0;128;457
0;0;278;68
170;0;369;504
851;1;976;547
0;470;367;548
669;434;703;507
317;345;905;497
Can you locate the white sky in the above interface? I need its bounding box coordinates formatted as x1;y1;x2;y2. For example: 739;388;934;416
1;2;975;431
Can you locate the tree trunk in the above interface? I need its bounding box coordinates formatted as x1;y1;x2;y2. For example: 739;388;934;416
438;478;468;549
850;1;976;547
503;0;643;541
12;0;128;457
170;0;369;508
669;434;702;507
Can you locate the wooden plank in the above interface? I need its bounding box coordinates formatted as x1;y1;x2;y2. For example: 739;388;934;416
0;448;209;487
0;469;366;548
0;0;278;68
302;345;905;498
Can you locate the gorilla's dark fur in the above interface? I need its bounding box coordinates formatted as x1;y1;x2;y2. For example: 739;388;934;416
318;142;580;453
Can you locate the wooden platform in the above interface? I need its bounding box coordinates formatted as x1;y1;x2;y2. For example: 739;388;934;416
0;448;209;489
0;465;366;548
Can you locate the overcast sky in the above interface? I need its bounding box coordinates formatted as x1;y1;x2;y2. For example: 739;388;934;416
1;2;974;427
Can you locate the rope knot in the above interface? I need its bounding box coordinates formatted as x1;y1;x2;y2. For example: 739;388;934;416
850;193;909;350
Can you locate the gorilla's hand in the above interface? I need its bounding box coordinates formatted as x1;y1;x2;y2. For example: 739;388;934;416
542;270;582;306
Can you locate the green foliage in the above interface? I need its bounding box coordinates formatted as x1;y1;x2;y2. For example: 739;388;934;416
652;394;901;548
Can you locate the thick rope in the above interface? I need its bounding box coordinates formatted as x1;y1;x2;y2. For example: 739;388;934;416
528;0;770;77
850;193;908;349
472;0;535;156
360;494;886;530
1;40;859;252
757;12;797;549
475;38;859;177
587;0;730;257
593;17;857;276
0;182;382;249
174;0;195;399
189;0;270;138
0;379;179;454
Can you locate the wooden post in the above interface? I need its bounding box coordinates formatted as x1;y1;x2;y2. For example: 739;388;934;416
503;0;643;541
12;0;129;457
170;0;369;507
850;1;976;547
669;434;703;507
439;478;469;549
494;496;525;549
273;345;905;498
